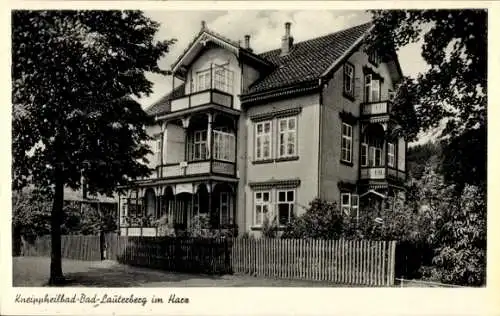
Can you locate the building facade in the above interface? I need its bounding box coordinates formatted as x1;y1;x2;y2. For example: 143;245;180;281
118;21;406;236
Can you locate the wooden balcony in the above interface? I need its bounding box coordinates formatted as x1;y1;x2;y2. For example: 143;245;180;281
170;89;234;112
360;100;393;116
160;160;236;178
360;167;405;181
360;167;386;179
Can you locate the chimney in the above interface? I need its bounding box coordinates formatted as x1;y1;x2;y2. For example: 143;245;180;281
201;20;206;30
281;22;294;56
244;34;253;52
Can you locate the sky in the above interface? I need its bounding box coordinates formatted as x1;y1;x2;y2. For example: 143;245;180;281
140;10;430;109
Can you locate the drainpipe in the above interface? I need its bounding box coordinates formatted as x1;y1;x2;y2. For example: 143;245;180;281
317;78;323;199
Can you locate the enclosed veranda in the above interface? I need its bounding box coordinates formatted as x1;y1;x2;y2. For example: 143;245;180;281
119;181;237;236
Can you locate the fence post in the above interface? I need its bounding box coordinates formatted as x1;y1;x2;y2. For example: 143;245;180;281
388;241;396;286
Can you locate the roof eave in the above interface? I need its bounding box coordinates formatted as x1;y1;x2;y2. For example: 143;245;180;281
320;24;375;82
241;79;320;105
171;30;241;75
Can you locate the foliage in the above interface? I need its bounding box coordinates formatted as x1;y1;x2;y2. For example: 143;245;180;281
153;215;174;237
425;185;486;286
407;142;442;180
12;10;175;283
12;189;118;239
188;213;212;238
62;202;118;235
440;125;486;190
367;9;487;188
281;199;344;239
261;215;279;239
12;189;51;243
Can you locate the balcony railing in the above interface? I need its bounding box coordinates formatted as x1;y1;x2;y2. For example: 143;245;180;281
120;227;158;237
170;89;233;112
361;100;393;116
360;167;386;179
360;166;406;181
161;160;235;178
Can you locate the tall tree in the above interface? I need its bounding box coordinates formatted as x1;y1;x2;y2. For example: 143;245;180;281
12;10;175;284
367;10;487;189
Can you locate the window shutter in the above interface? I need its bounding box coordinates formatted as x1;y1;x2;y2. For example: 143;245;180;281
354;76;362;100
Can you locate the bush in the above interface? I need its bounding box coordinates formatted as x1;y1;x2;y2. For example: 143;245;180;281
425;185;486;286
261;215;278;238
281;199;344;239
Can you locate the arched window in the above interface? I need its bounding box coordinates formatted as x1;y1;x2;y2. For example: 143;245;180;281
145;188;156;218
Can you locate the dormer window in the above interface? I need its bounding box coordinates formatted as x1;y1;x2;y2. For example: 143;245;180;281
195;65;234;94
213;65;234;94
196;70;211;91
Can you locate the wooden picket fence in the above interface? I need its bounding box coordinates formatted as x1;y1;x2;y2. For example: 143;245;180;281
107;236;231;275
231;238;396;286
18;235;397;285
20;235;101;261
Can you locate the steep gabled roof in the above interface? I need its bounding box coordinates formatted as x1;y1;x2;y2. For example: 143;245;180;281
171;25;272;77
147;21;378;116
144;84;185;117
246;22;372;95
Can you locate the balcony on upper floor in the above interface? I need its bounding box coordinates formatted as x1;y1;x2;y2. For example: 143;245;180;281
360;167;406;182
360;100;394;117
358;122;406;183
161;159;236;178
159;126;237;179
170;89;234;112
165;65;238;117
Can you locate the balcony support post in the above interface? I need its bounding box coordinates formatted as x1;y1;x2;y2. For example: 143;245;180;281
210;63;213;90
181;117;190;163
385;137;389;179
160;122;167;178
234;118;238;177
207;112;213;163
208;180;213;229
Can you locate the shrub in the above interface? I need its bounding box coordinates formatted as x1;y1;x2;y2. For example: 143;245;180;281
261;215;278;238
188;213;212;238
425;185;486;286
282;198;344;239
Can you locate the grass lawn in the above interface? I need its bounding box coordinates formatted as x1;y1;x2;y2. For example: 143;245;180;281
13;256;351;287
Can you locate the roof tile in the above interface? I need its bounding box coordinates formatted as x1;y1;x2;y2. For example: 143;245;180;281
144;84;185;117
146;22;372;115
248;22;372;94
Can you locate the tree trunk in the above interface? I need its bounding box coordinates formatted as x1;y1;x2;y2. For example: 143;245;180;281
48;170;65;285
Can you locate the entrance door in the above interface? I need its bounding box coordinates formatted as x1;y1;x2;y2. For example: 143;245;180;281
174;193;192;230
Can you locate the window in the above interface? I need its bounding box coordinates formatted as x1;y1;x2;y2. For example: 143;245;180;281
351;195;359;220
255;121;272;160
341;193;359;218
254;191;271;226
341;193;351;215
364;74;380;103
343;63;354;97
197;70;211;91
196;65;234;93
190;130;207;161
369;50;381;65
155;137;162;165
213;65;234;94
213;130;235;162
278;117;297;158
220;192;231;225
277;190;295;226
388;143;395;167
361;143;368;167
341;123;353;163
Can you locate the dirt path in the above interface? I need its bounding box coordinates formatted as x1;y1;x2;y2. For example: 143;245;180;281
13;257;345;287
